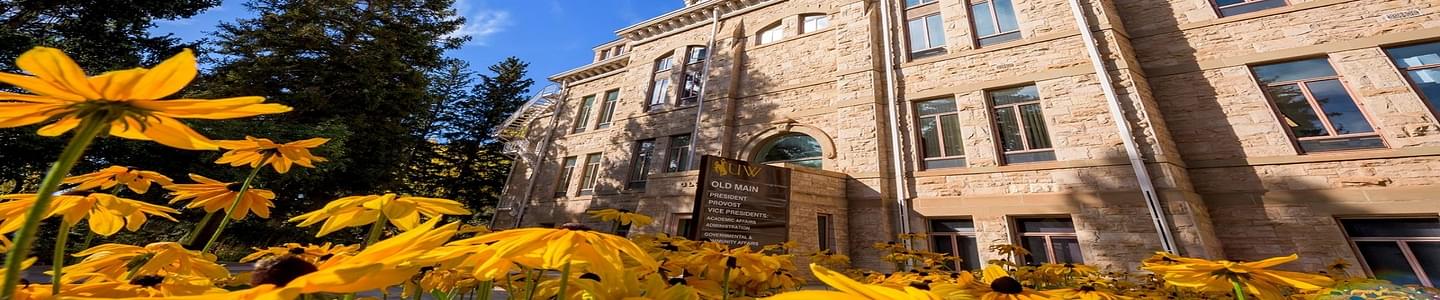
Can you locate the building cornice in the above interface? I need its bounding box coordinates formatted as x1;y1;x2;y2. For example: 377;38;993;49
615;0;781;41
548;55;630;83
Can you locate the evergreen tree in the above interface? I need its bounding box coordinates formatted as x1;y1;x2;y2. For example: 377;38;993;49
430;57;532;221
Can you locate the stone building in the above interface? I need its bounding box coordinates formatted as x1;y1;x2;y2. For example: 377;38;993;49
492;0;1440;286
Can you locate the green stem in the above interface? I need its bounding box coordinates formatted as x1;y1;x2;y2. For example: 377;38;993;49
201;166;264;253
71;230;94;264
522;268;540;300
51;221;72;295
182;211;216;245
0;117;107;300
478;281;492;300
721;266;732;300
555;263;572;300
1231;279;1247;300
364;214;389;247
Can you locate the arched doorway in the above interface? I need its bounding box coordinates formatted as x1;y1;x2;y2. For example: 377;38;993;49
755;133;823;169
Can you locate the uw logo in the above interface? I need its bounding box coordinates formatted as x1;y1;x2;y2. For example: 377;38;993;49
712;160;762;177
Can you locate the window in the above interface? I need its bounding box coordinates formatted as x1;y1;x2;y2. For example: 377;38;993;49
757;133;823;169
929;219;982;271
758;23;785;45
916;98;966;169
1385;41;1440;123
1212;0;1287;17
906;0;938;7
1341;218;1440;287
599;49;611;60
649;55;675;111
990;85;1055;164
970;0;1021;46
1252;58;1384;153
906;14;946;58
680;46;708;106
666;134;693;172
578;153;602;195
676;215;696;237
628;139;656;189
801;14;830;34
818;214;836;252
554;157;578;197
597;90;619;129
1015;217;1083;265
573;95;596;133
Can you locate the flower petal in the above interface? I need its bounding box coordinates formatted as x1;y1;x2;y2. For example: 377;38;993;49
14;47;101;99
129;49;198;100
88;68;148;100
134;116;220;150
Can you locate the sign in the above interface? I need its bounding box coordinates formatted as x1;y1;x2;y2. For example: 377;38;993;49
688;155;792;247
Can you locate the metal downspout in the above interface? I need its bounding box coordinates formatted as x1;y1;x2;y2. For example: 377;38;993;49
687;7;723;169
878;0;914;246
513;80;572;229
1066;0;1179;253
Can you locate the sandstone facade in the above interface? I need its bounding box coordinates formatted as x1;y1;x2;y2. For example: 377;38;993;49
493;0;1440;284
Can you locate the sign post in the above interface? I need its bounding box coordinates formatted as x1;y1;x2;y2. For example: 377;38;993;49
689;155;792;247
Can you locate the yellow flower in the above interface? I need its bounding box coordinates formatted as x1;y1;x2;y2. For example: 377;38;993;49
809;250;852;269
0;192;178;236
288;194;469;237
164;174;275;220
1143;253;1333;299
214;137;328;174
1036;263;1100;278
1043;285;1130;300
63;166;174;194
244;219;458;297
63;242;229;281
431;223;657;282
765;264;939;300
239;243;360;264
60;274;223;298
965;264;1055;300
0;47;290;150
587;208;654;227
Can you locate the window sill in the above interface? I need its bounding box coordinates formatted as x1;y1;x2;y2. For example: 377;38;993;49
561;127;614;139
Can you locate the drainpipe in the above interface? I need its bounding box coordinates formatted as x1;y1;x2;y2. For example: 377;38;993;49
687;7;722;169
513;80;573;229
489;157;520;228
877;0;915;247
1066;0;1179;253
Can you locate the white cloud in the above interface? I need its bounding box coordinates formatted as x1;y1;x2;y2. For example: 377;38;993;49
447;0;511;46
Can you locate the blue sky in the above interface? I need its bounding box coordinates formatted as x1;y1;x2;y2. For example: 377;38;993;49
150;0;681;89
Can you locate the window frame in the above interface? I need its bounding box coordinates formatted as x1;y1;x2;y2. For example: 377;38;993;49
1249;58;1387;154
914;98;966;170
1210;0;1289;18
628;139;657;189
675;214;696;237
928;218;982;271
968;0;1022;47
573;95;597;133
554;156;578;198
1339;217;1440;287
987;85;1056;164
818;213;836;252
666;134;694;172
1384;42;1440;128
1013;217;1083;265
800;14;830;34
906;0;938;8
905;13;947;58
758;22;786;45
578;153;603;196
679;46;708;106
596;89;619;129
648;54;675;111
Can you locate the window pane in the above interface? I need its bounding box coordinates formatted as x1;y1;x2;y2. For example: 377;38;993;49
1298;137;1386;152
1356;241;1423;285
995;107;1024;152
924;158;966;169
971;2;995;37
1018;218;1076;233
1409;242;1440;287
930;219;975;233
907;0;935;7
1388;42;1440;68
908;18;929;50
1214;0;1245;5
688;47;708;64
630;140;655;188
655;57;673;71
651;78;670;107
677;218;695;236
930;236;956;269
1264;84;1328;138
575;96;595;131
991;85;1041;106
1005;151;1056;164
1307;80;1373;134
818;215;834;251
957;236;982;270
667;135;692;172
925;15;945;49
1404;69;1440;113
1019;104;1051;149
1051;237;1084;264
919;117;942;158
1253;58;1338;84
1343;219;1440;238
939;114;964;156
917;98;957;115
978;31;1022;46
1022;236;1050;265
1218;0;1287;17
760;134;823;163
994;0;1018;32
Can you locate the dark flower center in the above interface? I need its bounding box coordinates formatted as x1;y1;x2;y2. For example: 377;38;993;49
1079;285;1097;292
252;255;318;287
909;281;931;291
559;223;591;231
668;278;687;286
318;253;334;261
288;247;307;255
129;275;165;288
724;257;738;268
580;273;601;282
990;276;1024;294
1064;263;1075;269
